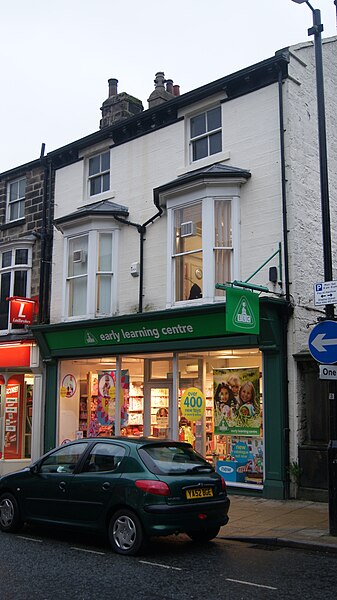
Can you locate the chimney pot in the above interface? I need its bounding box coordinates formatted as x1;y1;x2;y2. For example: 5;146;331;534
108;78;118;97
166;79;173;94
173;84;180;96
154;72;166;89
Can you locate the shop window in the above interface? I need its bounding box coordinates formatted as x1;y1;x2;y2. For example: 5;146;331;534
0;375;34;461
169;196;235;304
65;231;116;319
0;246;32;333
6;177;26;222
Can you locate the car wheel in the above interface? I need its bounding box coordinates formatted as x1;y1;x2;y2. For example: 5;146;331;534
0;493;23;533
108;509;145;555
187;525;220;543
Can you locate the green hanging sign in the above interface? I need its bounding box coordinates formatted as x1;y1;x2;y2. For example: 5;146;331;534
226;287;260;334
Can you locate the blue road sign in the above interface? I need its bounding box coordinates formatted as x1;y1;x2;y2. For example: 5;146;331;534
308;320;337;364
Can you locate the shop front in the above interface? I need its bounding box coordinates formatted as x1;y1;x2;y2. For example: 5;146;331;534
0;340;41;476
32;299;289;499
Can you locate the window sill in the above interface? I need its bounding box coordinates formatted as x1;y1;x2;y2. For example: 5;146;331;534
0;218;25;230
177;150;231;177
84;190;115;205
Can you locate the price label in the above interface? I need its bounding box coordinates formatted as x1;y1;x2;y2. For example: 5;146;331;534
180;387;205;422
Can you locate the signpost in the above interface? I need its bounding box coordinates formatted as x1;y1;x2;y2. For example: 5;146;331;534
314;281;337;307
308;321;337;364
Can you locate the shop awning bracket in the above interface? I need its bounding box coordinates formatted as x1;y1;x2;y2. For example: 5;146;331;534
215;243;283;295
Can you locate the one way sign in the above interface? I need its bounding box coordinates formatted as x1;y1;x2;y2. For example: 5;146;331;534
309;320;337;364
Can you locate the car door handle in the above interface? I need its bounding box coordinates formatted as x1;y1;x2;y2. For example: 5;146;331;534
102;482;111;491
59;481;66;492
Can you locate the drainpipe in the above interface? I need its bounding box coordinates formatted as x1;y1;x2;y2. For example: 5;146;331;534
38;155;54;324
38;145;47;323
278;66;291;498
114;206;163;313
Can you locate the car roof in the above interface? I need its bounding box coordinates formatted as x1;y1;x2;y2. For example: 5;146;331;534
64;437;190;448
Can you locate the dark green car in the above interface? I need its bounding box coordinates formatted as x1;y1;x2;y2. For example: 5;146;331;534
0;437;230;555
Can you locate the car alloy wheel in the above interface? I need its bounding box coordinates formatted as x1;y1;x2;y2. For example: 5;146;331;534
109;509;144;556
0;493;23;533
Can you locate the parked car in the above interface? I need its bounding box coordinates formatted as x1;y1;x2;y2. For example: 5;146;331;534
0;437;230;555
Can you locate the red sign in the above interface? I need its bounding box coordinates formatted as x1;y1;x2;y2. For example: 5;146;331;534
9;297;35;325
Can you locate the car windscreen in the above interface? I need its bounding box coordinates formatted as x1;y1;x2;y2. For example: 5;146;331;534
138;444;214;475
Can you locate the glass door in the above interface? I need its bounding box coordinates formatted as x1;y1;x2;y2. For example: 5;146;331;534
150;386;170;438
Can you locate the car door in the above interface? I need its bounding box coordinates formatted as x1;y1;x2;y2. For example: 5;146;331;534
20;442;88;522
67;441;127;524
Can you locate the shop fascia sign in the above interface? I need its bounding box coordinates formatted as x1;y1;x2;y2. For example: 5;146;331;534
45;309;227;351
8;296;36;325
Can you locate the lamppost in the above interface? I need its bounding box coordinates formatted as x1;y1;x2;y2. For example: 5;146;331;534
291;0;336;534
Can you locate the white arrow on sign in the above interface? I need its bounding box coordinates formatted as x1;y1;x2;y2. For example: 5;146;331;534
311;333;337;352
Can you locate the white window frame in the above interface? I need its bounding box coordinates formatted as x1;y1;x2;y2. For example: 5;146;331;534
87;150;111;199
165;182;241;307
62;223;119;321
0;242;32;334
189;105;222;164
6;177;26;223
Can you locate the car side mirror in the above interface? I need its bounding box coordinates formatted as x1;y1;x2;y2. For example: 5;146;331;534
29;464;39;475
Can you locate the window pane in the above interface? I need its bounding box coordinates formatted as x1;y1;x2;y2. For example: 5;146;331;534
102;172;110;192
15;249;28;265
89;155;100;176
68;236;88;277
19;178;26;198
97;274;111;314
174;204;202;255
190;113;206;138
214;249;231;296
69;277;87;316
101;151;110;172
14;271;27;297
209;131;222;155
98;233;112;271
9;181;19;201
90;176;101;196
9;202;19;221
0;272;10;329
2;251;12;268
175;251;203;302
215;201;231;246
207;107;221;131
192;137;208;161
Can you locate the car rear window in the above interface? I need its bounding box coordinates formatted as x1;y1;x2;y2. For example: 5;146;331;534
138;444;214;475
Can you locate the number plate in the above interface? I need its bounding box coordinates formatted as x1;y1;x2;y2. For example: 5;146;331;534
186;487;213;500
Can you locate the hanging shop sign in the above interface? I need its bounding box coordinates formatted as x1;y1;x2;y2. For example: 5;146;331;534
180;387;205;422
225;287;260;334
8;296;35;325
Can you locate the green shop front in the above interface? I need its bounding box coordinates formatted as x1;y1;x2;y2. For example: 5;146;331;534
32;298;289;499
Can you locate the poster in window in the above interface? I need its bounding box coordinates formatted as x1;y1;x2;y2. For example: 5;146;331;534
213;367;261;436
5;384;20;454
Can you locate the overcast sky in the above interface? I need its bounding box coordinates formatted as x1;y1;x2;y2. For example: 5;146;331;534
0;0;336;173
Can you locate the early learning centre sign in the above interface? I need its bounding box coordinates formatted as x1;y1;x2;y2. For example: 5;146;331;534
225;287;260;334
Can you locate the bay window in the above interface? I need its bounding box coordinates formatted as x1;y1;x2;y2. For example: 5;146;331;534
167;184;241;305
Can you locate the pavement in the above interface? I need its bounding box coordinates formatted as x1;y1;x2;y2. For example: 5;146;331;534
219;493;337;554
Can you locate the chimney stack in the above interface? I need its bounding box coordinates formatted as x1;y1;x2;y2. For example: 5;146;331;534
100;77;143;128
148;72;178;109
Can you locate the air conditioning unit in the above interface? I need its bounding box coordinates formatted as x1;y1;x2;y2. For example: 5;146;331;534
180;221;196;237
73;250;87;263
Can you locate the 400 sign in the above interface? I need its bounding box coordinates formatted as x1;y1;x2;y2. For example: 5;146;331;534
180;387;205;422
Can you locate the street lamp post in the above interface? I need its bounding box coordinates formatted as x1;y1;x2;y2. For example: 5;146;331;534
291;0;336;534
